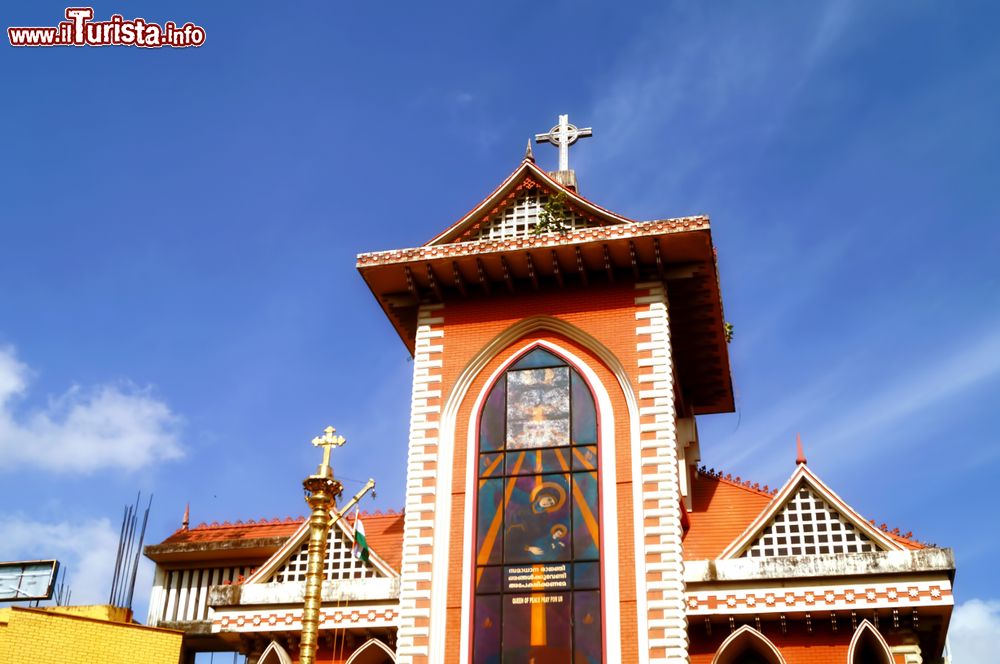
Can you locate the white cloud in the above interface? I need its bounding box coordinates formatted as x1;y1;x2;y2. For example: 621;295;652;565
812;327;1000;452
0;515;119;605
0;344;183;473
948;599;1000;662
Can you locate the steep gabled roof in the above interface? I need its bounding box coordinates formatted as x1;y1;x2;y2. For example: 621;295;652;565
718;464;904;559
357;157;736;415
425;159;634;245
246;511;401;582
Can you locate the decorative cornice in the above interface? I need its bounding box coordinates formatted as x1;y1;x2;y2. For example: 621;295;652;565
357;216;710;268
685;578;953;616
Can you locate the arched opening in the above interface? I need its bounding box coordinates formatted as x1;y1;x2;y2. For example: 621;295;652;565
712;625;786;664
258;641;292;664
471;345;603;663
344;638;396;664
848;620;894;664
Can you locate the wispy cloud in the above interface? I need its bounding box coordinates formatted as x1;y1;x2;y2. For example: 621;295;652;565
0;515;119;605
0;345;183;473
581;3;860;209
811;327;1000;451
724;325;1000;481
948;599;1000;662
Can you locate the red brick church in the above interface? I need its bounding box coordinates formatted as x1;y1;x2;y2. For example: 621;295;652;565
144;116;955;664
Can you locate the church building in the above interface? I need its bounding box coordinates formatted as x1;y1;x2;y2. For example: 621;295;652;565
144;116;955;664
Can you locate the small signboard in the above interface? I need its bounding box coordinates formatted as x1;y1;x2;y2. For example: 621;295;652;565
0;560;60;602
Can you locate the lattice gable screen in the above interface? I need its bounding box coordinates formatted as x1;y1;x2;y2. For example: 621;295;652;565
742;482;881;558
466;187;603;241
271;525;380;583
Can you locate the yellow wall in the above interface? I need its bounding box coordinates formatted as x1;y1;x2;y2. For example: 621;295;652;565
0;607;182;664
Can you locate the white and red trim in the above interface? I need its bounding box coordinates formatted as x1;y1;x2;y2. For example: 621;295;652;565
634;280;688;663
213;604;398;633
685;577;953;616
396;303;445;664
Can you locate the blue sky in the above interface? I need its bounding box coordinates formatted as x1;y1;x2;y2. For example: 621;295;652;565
1;1;997;657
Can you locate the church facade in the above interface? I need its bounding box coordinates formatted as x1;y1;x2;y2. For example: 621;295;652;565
144;118;955;664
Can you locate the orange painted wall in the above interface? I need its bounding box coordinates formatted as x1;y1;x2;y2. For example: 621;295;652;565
434;283;651;662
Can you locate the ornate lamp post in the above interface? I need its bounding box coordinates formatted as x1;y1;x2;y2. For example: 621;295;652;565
299;426;345;664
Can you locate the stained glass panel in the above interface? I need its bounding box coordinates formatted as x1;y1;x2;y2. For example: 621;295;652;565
573;562;600;590
571;370;597;445
503;593;572;663
504;474;571;564
475;352;602;663
571;473;600;560
477;478;504;566
571;446;598;472
473;594;502;664
510;347;566;370
573;591;602;664
476;566;502;594
506;448;567;476
480;453;504;478
506;367;570;449
480;377;506;452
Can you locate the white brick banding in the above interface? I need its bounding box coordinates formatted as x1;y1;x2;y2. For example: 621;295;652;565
395;303;444;664
634;281;688;661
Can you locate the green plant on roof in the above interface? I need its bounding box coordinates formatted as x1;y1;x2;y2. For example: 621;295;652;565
531;191;571;236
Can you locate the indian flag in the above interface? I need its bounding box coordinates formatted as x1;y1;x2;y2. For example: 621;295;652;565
352;509;370;563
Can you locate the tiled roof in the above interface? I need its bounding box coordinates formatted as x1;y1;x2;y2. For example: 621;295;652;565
161;517;305;544
683;470;774;560
155;510;406;570
683;468;926;560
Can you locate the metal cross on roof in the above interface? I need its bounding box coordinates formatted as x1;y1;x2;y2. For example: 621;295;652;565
311;425;346;471
535;114;593;172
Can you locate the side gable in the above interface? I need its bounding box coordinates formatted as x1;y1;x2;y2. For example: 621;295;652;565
719;465;903;559
425;160;634;245
246;512;400;584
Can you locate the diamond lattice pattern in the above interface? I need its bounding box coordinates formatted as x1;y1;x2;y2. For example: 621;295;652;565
466;188;601;241
273;526;379;582
742;484;878;558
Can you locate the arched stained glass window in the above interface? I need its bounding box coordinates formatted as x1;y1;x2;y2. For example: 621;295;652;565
473;347;602;664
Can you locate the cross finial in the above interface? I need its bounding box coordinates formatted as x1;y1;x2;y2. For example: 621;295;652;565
535;114;592;172
312;425;346;472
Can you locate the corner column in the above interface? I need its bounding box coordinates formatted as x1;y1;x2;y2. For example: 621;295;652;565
635;281;688;663
396;303;445;664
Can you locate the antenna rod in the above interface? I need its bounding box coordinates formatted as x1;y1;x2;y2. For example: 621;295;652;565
125;494;152;611
109;503;129;604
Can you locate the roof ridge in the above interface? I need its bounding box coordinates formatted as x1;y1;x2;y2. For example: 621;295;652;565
186;508;404;532
190;516;306;531
698;466;778;497
867;519;928;548
359;508;402;518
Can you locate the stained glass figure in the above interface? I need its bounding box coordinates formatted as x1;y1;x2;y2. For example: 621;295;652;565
474;346;602;662
506;367;570;449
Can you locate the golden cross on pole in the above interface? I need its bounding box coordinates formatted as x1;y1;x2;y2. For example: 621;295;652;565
311;425;346;472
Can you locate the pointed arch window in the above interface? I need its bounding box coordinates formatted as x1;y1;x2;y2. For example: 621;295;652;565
848;620;894;664
711;626;786;664
472;347;602;664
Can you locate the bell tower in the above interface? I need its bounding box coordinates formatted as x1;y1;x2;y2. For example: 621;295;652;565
357;116;733;664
